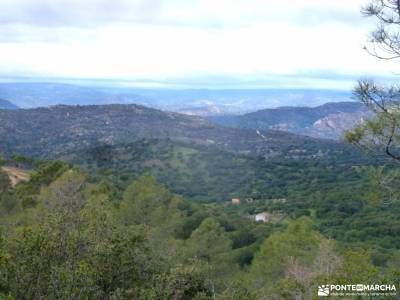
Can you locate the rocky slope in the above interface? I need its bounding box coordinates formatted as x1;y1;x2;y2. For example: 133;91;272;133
0;103;356;160
209;102;373;140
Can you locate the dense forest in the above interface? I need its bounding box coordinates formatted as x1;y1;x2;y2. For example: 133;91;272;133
0;141;399;299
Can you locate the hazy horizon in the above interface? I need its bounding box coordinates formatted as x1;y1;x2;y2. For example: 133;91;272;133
1;0;399;89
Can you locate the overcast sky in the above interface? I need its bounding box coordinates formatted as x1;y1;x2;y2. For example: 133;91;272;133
0;0;398;89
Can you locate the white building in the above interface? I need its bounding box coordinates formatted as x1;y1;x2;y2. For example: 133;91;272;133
254;212;271;222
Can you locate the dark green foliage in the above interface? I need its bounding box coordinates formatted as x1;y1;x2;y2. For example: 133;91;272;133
10;154;33;168
0;155;398;299
0;172;213;300
174;210;209;239
72;139;378;203
150;264;212;300
231;230;257;249
249;218;321;289
68;139;400;252
14;160;70;207
0;170;15;215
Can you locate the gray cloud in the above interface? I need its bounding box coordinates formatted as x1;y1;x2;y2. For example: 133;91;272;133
0;0;368;29
0;0;164;27
0;0;168;43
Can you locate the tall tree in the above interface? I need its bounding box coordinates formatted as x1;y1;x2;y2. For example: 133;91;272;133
119;175;172;227
185;218;234;293
1;172;159;299
247;218;342;299
346;0;400;161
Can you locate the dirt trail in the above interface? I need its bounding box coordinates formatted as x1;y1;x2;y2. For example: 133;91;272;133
1;166;30;187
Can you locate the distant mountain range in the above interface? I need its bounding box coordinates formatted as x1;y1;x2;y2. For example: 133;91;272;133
0;82;352;115
0;103;361;162
209;102;372;140
0;83;147;108
0;82;371;141
0;99;18;109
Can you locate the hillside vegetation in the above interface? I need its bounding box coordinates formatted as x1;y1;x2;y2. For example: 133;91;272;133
0;104;359;160
210;102;372;140
0;102;398;299
0;154;398;299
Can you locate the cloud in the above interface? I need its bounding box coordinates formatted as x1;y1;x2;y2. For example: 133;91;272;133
0;0;164;27
0;0;394;88
0;0;367;28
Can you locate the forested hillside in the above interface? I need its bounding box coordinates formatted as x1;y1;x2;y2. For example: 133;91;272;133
0;154;399;299
0;104;357;160
0;101;398;299
67;139;377;201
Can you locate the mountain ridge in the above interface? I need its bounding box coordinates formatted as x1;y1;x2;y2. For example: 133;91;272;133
0;103;360;161
0;82;352;115
0;98;18;109
209;101;372;140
